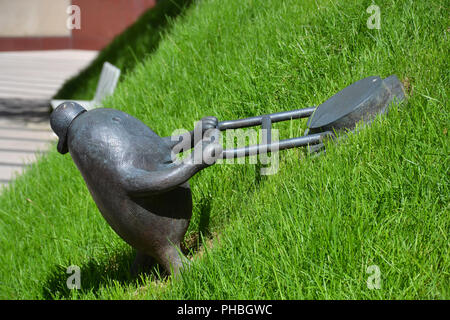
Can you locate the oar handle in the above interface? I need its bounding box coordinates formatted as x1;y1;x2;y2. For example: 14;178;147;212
214;106;326;159
217;107;316;131
220;131;333;159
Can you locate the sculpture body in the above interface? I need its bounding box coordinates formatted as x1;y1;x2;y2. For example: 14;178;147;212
51;103;219;275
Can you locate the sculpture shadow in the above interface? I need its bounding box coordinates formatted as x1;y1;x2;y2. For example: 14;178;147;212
180;191;214;257
42;193;213;299
197;196;211;237
42;249;165;299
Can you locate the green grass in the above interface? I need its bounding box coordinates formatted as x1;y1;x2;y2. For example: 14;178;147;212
1;0;448;299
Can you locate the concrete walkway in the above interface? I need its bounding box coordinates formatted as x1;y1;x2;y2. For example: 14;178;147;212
0;50;97;189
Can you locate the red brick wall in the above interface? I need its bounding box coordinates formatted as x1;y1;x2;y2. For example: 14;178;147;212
71;0;156;50
0;37;71;51
0;0;156;51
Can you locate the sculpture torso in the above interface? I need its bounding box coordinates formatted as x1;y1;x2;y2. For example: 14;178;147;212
67;108;192;257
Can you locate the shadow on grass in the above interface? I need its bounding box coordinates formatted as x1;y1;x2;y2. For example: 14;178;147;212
198;195;212;237
42;198;214;299
180;192;213;257
43;249;141;299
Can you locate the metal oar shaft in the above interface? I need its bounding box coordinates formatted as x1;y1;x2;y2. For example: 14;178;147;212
218;107;316;131
220;131;332;159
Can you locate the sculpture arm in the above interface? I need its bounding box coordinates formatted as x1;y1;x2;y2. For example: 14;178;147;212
124;130;222;197
121;160;203;197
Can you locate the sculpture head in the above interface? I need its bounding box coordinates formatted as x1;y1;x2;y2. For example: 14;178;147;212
50;102;87;154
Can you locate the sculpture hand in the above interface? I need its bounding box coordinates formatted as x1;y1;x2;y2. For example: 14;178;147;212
195;116;218;136
164;116;219;152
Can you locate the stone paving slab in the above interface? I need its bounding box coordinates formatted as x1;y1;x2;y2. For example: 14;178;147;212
0;50;97;189
0;50;98;100
0;139;53;152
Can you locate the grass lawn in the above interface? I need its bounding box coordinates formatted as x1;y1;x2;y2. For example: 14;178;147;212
0;0;448;299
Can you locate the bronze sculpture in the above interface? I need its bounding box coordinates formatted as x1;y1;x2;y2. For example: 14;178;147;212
50;75;405;276
51;103;221;275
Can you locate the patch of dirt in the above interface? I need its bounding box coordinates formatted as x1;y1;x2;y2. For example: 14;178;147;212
402;77;414;97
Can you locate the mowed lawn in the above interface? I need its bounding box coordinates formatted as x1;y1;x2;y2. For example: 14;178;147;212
0;0;448;299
